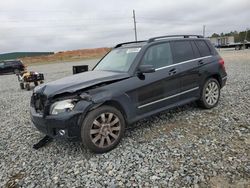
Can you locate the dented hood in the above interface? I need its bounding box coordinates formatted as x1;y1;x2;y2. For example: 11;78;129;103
34;70;130;98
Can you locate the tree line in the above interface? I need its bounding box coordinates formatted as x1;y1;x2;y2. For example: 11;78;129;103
210;30;250;42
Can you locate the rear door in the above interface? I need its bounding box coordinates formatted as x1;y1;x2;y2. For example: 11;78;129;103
171;40;200;100
195;40;213;67
134;42;181;115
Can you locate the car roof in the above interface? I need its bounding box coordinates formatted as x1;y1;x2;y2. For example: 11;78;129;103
4;59;21;62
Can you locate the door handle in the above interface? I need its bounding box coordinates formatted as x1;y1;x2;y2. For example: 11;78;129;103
169;68;177;75
198;59;204;65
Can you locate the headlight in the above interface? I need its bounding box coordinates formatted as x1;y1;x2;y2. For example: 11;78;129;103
50;99;75;115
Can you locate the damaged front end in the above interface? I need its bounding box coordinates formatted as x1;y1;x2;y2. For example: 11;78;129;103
30;70;130;148
30;91;94;142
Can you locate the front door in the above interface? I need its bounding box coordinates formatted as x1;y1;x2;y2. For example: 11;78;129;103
134;42;182;115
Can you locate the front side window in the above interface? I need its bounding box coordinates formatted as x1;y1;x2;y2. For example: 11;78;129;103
171;41;195;63
94;47;140;72
142;42;173;69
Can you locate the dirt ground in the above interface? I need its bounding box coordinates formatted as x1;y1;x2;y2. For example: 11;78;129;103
0;49;249;187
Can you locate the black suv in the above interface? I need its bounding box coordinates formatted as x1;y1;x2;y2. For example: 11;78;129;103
30;35;227;153
0;60;25;74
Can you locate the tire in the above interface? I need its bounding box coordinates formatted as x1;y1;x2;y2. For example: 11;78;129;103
81;105;125;153
25;83;30;91
20;83;24;89
34;81;38;86
197;78;220;109
235;45;241;50
14;69;20;74
40;81;44;84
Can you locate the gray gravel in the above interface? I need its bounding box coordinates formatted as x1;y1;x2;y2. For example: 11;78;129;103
0;51;249;187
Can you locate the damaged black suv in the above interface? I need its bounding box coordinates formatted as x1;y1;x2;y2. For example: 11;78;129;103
30;35;227;153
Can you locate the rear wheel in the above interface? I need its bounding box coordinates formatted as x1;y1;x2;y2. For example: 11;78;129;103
197;78;220;109
34;81;38;86
81;105;125;153
20;83;24;89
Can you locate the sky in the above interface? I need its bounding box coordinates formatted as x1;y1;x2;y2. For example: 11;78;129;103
0;0;249;53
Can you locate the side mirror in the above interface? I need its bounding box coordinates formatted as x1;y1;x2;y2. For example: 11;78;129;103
138;64;155;74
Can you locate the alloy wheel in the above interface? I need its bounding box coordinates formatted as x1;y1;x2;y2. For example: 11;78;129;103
205;81;219;106
90;112;121;148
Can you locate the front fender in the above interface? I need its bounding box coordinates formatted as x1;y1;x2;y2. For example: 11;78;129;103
90;90;136;124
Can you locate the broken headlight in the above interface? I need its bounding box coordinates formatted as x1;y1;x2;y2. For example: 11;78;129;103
50;99;75;115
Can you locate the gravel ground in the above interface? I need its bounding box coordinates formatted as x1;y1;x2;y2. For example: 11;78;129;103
0;50;249;187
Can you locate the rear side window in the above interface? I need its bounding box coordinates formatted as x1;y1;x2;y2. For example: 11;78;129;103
195;40;211;57
171;41;195;63
190;41;201;58
142;42;173;69
6;61;21;66
6;61;14;66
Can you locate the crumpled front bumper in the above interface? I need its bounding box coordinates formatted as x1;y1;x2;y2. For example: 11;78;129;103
30;100;93;141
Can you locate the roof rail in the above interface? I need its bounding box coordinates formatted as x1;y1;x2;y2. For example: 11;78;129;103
148;35;204;43
114;40;147;48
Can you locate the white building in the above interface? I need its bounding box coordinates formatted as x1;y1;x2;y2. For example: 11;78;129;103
210;36;234;46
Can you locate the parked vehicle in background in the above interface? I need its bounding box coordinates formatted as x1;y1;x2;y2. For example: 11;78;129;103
217;40;250;50
0;60;25;74
17;71;44;91
30;35;227;153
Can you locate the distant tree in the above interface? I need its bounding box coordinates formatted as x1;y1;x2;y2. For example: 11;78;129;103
211;33;220;37
209;30;250;42
239;31;246;42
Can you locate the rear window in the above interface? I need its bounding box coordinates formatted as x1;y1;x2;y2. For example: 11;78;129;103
171;41;195;63
195;40;211;57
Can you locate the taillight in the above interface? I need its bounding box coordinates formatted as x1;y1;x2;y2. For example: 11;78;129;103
219;58;225;70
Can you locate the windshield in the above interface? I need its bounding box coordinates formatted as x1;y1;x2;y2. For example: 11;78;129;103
94;47;141;72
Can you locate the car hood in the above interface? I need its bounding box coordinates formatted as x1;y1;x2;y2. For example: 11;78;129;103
34;70;130;98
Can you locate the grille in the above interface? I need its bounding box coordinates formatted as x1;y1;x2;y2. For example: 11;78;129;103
32;93;47;114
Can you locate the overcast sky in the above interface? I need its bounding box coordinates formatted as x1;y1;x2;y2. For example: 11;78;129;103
0;0;249;53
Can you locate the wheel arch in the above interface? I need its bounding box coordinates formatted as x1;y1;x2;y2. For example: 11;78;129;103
206;74;222;87
101;100;128;123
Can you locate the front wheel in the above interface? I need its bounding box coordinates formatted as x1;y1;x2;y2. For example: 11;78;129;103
197;78;220;109
14;69;20;74
25;83;30;91
81;105;125;153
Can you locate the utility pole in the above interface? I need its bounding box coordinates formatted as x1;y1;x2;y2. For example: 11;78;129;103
244;28;249;42
133;10;138;41
203;25;206;37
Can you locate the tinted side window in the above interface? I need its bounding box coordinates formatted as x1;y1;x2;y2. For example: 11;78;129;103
142;43;173;69
171;41;195;63
191;41;201;58
4;62;11;66
195;40;211;56
10;61;19;65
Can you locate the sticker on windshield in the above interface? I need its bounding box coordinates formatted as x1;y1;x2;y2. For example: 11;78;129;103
126;48;141;53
